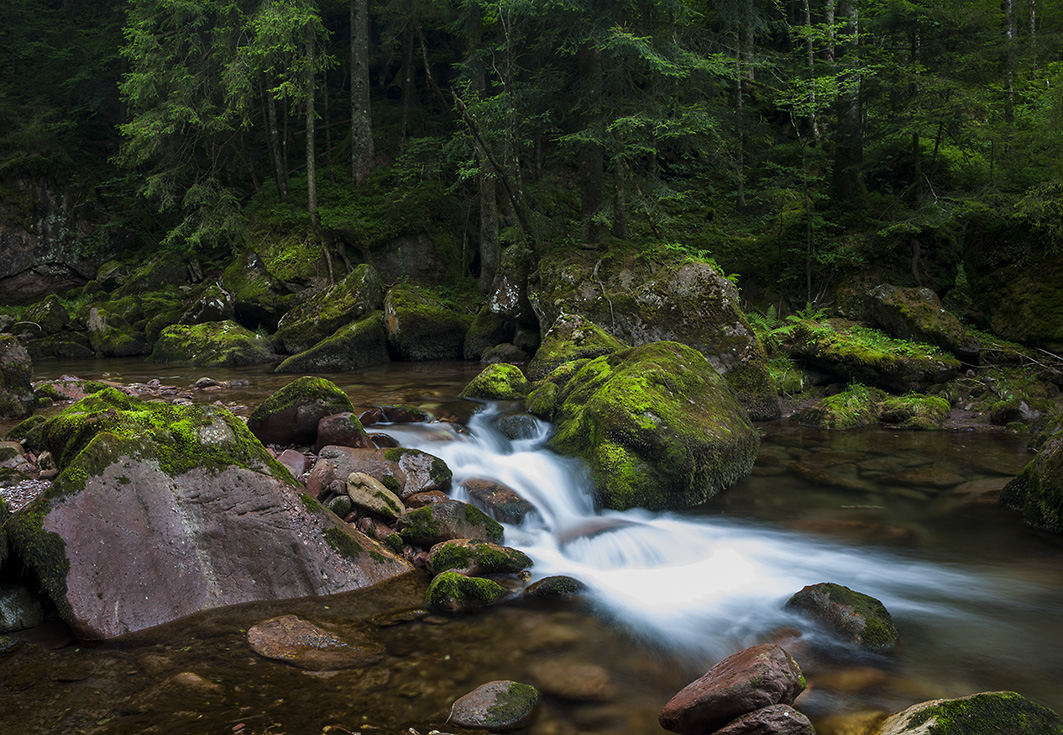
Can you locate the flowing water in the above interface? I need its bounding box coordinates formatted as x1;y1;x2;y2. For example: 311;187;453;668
3;359;1063;735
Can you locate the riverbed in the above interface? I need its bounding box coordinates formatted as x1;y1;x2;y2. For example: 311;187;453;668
2;359;1061;735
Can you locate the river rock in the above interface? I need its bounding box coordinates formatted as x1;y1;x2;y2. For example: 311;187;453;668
86;306;150;357
0;583;45;633
659;644;805;735
247;376;355;446
399;499;504;546
347;472;405;521
527;313;625;381
1000;428;1063;533
884;466;966;489
523;575;587;598
448;680;540;730
179;282;235;324
6;388;413;639
274;264;383;354
785;520;919;547
275;313;390;373
148;320;274;367
784;582;899;653
526;660;615;701
405;490;449;508
247;614;385;671
460;364;531;400
864;284;980;362
428;539;532;576
383;284;473;361
714;704;815;735
462;478;537;525
551;341;759;511
314;412;374;452
0;335;36;419
276;448;309;479
875;691;1063;735
305;446;405;500
384;447;452;497
425;571;508;613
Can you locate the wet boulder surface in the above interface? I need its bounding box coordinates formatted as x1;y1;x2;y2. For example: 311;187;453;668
1000;428;1063;534
875;691;1063;735
5;389;413;640
784;582;900;653
246;376;355;446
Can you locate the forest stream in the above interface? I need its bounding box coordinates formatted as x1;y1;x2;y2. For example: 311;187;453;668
2;360;1063;735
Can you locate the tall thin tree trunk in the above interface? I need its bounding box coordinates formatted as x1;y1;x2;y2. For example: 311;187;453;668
306;23;318;226
578;38;604;245
1004;0;1017;125
323;66;334;184
351;0;373;185
802;0;820;141
735;31;745;212
831;0;865;201
266;89;288;201
824;0;836;63
1029;0;1038;76
400;0;416;152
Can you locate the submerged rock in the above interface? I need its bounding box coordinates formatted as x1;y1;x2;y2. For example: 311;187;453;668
247;614;385;671
714;704;815;735
247;376;354;446
659;644;806;735
448;680;540;730
526;660;615;702
551;341;759;511
875;691;1063;735
784;582;899;653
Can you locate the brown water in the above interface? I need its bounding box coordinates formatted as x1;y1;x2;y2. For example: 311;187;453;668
2;359;1062;735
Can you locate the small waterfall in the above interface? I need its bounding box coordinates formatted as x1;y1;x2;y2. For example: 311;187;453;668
384;405;1030;660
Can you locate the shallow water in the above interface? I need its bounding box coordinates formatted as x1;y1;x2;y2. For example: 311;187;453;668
2;359;1062;735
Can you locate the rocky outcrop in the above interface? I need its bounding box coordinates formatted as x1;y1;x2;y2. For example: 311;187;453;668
6;389;413;639
1000;429;1063;533
179;282;235;325
0;336;35;419
784;582;899;653
874;691;1063;735
274;265;383;354
864;284;980;362
247;376;355;446
147;320;274;367
549;342;759;511
383;284;474;361
275;313;390;373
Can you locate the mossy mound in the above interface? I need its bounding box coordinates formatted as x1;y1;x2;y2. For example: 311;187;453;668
85;306;151;357
247;376;355;446
463;307;515;360
148;321;274;367
791;384;884;430
113;252;189;296
399;499;504;546
274;265;383;354
275;312;390;373
5;414;46;444
527;314;625;381
551;341;759;511
460;364;531;400
865;284;980;362
880;393;951;429
382;284;476;361
428;539;533;576
877;691;1063;735
784;582;899;653
425;571;507;614
788;319;961;393
20;295;70;335
220;248;295;330
0;335;35;419
523;575;588;598
1000;429;1063;533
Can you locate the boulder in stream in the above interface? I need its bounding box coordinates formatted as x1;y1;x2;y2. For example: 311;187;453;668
448;680;540;731
247;376;354;446
275;312;390;374
714;704;815;735
1000;428;1063;533
147;320;274;367
874;691;1063;735
462;477;537;525
247;614;385;671
428;539;532;576
460;363;531;400
425;570;507;613
383;284;474;361
784;582;899;653
398;499;504;546
274;264;383;354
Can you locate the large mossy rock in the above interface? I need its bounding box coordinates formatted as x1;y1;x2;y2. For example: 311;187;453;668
275;313;390;374
274;265;383;354
19;294;71;335
383;284;475;361
530;254;780;419
6;389;413;639
875;691;1063;735
527;313;626;381
148;321;274;367
86;306;150;357
0;336;35;419
247;376;355;446
964;215;1063;351
460;364;531;400
179;282;235;325
550;342;759;511
112;252;190;296
999;429;1063;533
864;284;980;362
784;582;899;653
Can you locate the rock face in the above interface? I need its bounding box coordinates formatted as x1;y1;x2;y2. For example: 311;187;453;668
148;320;274;367
275;313;390;373
659;644;806;735
274;264;383;354
6;389;413;640
247;614;385;671
0;336;35;419
449;680;540;731
875;691;1063;735
1000;429;1063;533
247;376;355;446
549;342;759;511
383;284;473;361
864;284;980;362
784;582;899;653
531;254;780;419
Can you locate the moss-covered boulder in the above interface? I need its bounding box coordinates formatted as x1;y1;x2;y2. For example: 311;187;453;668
275;265;383;354
787;319;961;393
113;252;190;296
346;471;404;521
398;499;504;546
247;376;355;446
875;691;1063;735
527;314;625;381
275;313;390;374
20;331;94;361
426;571;508;614
383;446;452;497
865;284;980;362
19;295;71;335
428;539;533;576
531;254;780;419
460;364;531;400
86;306;149;357
383;284;475;361
784;582;899;653
148;321;274;367
1000;429;1063;533
551;342;758;511
464;307;515;360
880;393;951;430
179;282;235;325
6;389;413;639
790;384;884;430
0;336;35;419
449;680;540;730
220;249;293;330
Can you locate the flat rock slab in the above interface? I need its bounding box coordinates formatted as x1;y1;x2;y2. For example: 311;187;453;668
449;680;540;731
248;614;385;671
659;644;805;735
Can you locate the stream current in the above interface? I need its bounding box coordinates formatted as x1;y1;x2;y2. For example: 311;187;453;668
2;359;1063;735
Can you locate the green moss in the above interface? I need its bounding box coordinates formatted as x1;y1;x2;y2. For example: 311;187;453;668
424;571;507;613
485;682;540;729
527;314;625;380
247;376;354;426
379;474;402;494
6;487;73;621
324;526;365;561
148;321;273;367
299;493;324;512
459;364;531;400
792;383;884;430
904;691;1063;734
525;382;558;419
5;414;45;443
820;583;898;651
430;539;532;575
880;393;951;429
385;533;404;553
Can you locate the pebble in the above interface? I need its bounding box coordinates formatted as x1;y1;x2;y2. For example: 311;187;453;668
0;479;50;512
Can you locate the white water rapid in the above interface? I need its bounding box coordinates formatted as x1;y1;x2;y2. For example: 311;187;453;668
384;405;1033;663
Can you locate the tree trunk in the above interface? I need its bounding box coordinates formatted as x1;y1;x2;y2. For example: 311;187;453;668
613;162;627;240
266;90;288;202
399;0;417;152
578;39;604;245
323;65;334;183
830;0;865;202
1004;0;1017;125
306;23;318;226
802;0;820;141
350;0;373;186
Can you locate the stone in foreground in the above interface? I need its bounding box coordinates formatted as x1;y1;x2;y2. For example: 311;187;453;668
715;704;815;735
449;680;540;731
875;691;1063;735
659;644;805;735
247;614;385;671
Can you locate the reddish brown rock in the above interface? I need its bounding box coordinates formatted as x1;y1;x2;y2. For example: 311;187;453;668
714;704;815;735
314;412;374;452
305;446;404;499
275;449;309;479
405;490;449;508
659;644;805;735
463;478;537;524
247;614;385;671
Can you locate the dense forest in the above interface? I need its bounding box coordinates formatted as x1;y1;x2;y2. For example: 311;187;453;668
4;0;1063;303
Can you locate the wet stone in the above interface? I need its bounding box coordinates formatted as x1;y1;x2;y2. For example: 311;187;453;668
714;704;815;735
526;660;616;701
448;680;540;731
247;615;385;671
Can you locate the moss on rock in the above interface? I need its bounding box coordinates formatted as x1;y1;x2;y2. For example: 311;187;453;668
550;341;759;511
275;312;390;373
880;393;951;429
428;539;533;575
784;582;899;653
247;376;355;446
460;364;531;400
275;265;383;354
791;384;884;430
148;320;274;367
383;284;475;361
0;335;35;419
425;571;507;613
1000;428;1063;533
527;314;625;381
879;691;1063;735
